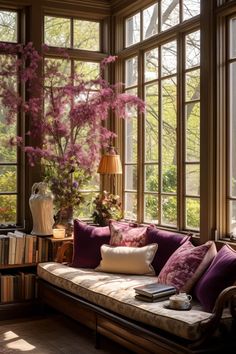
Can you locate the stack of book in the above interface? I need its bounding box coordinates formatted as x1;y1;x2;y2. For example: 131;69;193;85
134;282;176;302
0;272;37;303
0;231;38;265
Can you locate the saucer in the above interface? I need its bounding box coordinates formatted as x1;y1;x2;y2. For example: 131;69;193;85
164;301;192;311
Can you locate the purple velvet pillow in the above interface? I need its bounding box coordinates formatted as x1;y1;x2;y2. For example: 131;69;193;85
71;219;110;268
194;245;236;312
145;226;190;275
158;241;217;293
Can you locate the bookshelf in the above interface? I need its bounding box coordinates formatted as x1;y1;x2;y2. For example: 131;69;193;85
0;262;38;320
0;231;73;319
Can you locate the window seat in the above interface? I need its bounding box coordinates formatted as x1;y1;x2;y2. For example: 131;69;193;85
37;255;236;354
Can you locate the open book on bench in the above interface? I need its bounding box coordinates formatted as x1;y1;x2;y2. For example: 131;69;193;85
134;282;176;302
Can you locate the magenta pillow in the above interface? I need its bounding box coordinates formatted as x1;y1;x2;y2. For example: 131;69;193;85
71;219;110;268
145;226;191;275
158;241;217;293
194;245;236;312
109;220;147;247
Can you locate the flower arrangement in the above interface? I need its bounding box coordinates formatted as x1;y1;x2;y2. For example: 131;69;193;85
0;42;145;217
91;191;122;226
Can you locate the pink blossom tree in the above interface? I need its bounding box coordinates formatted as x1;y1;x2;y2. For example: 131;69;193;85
0;42;145;214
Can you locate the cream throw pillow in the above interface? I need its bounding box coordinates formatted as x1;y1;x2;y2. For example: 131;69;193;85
95;244;158;275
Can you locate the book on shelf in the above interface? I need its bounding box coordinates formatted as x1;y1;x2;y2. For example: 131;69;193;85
135;294;171;302
134;282;176;299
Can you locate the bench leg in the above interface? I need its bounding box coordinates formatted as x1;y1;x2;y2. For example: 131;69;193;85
95;330;101;349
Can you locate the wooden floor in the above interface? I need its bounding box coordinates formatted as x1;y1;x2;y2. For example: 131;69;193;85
0;314;133;354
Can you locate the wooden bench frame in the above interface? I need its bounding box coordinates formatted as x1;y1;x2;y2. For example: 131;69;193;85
37;241;236;354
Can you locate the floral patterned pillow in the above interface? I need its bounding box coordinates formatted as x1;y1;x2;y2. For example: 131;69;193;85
109;221;147;247
158;240;217;293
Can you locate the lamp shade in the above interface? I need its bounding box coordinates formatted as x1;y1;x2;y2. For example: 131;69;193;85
97;153;122;174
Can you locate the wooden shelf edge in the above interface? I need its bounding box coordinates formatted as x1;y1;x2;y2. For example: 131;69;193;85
0;263;37;270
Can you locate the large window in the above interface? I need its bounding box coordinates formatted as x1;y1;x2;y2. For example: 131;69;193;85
43;15;102;219
0;10;21;227
123;1;200;231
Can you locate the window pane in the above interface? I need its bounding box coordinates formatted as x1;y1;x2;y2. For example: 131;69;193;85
185;69;200;102
74;61;100;81
145;165;158;192
125;165;137;190
0;166;17;193
0;102;17;163
162;165;177;193
145;84;158;162
74;192;96;219
186;102;200;162
186;164;200;196
74;20;99;51
0;194;16;224
79;173;100;191
162;195;177;226
229;200;236;234
125;13;140;47
0;11;17;42
144;48;158;82
125;115;137;163
186;197;200;230
144;195;158;223
161;41;177;77
161;0;179;31
230;62;236;196
185;31;200;69
125;57;138;87
230;18;236;59
143;3;158;40
183;0;200;21
162;77;177;187
124;193;137;220
44;58;71;87
44;16;70;47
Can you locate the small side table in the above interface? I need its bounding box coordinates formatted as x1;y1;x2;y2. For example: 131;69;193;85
46;236;73;262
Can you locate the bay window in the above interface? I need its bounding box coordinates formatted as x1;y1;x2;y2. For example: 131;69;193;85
122;0;200;231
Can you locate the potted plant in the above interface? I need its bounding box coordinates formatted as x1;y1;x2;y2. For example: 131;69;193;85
91;191;122;226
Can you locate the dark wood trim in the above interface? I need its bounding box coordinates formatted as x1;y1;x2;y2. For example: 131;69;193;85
200;0;216;242
218;13;228;237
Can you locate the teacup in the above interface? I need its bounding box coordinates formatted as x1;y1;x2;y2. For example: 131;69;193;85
169;293;192;310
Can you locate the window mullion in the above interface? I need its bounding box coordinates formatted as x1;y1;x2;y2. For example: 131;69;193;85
177;32;185;231
158;46;162;226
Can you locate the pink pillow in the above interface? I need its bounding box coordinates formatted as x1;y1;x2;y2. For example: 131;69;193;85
109;220;147;247
158;241;217;293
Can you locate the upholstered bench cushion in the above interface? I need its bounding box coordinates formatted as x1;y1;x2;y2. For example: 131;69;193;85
37;262;230;341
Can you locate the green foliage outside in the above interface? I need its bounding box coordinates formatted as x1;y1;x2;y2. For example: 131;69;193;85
0;171;16;223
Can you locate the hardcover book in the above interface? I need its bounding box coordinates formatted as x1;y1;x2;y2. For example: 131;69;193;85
135;294;171;302
134;282;176;298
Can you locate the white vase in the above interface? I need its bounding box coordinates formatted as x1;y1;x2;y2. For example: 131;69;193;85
29;182;54;236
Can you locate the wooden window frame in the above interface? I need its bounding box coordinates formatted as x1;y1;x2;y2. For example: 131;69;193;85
0;8;26;231
120;2;201;232
43;14;102;53
43;14;106;220
216;3;236;240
